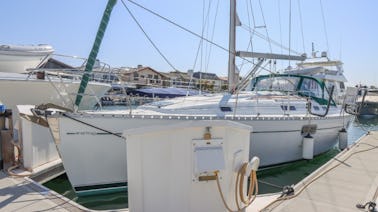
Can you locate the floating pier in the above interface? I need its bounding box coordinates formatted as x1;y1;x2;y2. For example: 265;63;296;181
0;170;87;211
260;131;378;212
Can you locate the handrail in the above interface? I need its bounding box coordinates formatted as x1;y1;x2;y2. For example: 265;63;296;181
306;85;334;117
344;88;368;115
26;67;122;84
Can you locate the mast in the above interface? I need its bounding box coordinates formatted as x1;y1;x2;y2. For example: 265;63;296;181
74;0;117;110
228;0;237;92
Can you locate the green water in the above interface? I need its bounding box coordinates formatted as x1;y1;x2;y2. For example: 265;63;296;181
43;117;378;210
43;174;128;210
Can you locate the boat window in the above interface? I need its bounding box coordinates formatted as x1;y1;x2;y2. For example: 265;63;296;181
281;105;296;111
299;78;329;100
254;77;299;92
220;106;232;112
340;82;345;89
313;106;320;111
149;101;174;108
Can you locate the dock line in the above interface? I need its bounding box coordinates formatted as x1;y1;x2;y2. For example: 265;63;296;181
260;133;378;211
62;113;124;139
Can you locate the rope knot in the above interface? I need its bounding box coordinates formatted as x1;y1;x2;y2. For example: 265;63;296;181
356;201;376;212
280;185;294;197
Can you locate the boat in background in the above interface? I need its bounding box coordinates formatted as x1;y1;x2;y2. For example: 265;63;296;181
0;44;54;73
0;51;112;120
0;71;110;113
357;88;378;117
130;87;201;98
285;50;347;104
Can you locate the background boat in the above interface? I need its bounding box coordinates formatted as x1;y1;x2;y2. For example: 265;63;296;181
0;52;113;119
357;88;378;117
0;44;54;73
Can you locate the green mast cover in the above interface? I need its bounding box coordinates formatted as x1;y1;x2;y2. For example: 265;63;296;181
74;0;117;109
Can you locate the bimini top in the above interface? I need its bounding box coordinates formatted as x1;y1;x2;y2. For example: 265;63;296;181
251;74;335;106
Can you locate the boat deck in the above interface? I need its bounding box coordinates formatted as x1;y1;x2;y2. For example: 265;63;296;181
260;131;378;212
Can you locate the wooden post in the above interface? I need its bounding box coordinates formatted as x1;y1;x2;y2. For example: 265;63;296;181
0;109;14;170
0;112;5;129
0;111;4;170
1;130;15;170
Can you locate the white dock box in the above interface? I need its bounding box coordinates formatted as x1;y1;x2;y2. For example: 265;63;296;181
124;120;252;212
17;105;60;171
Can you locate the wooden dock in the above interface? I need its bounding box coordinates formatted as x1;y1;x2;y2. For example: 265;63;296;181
259;131;378;212
0;171;86;211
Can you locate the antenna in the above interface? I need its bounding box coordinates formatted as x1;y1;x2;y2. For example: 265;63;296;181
311;42;316;58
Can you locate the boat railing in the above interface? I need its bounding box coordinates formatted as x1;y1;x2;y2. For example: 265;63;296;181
23;54;127;110
306;86;335;117
343;87;367;115
27;53;122;83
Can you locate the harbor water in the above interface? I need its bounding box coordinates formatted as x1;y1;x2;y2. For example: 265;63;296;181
43;116;378;210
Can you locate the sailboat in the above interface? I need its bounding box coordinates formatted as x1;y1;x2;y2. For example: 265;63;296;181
42;0;356;195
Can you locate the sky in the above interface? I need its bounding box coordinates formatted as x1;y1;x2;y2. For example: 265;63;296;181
1;0;378;86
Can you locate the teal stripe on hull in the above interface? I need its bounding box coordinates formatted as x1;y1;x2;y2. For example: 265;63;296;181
75;184;127;197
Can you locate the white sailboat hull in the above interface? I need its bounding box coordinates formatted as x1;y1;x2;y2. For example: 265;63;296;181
49;112;351;195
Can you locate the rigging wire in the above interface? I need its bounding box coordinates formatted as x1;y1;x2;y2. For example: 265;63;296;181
126;0;230;58
277;0;283;69
288;0;292;68
297;0;306;54
239;24;302;56
196;0;214;91
200;0;207;75
249;0;257;29
199;0;206;91
319;0;330;57
237;0;254;73
124;0;288;80
189;0;215;90
125;0;273;73
120;0;178;71
205;0;220;75
258;0;272;53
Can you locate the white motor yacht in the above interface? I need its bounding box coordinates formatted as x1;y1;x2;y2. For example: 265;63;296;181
0;44;54;73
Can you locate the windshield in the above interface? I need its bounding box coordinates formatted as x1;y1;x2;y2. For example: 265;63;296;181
252;74;334;105
253;76;300;92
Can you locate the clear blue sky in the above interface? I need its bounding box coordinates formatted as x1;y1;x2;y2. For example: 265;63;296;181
1;0;377;86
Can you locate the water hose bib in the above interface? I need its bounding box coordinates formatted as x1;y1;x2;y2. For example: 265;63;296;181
203;126;212;140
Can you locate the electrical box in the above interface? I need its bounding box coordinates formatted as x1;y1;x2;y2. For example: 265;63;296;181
192;139;225;181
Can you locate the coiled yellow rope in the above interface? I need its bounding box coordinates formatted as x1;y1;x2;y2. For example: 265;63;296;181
215;162;258;212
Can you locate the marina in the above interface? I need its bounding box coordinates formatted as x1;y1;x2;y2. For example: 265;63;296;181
36;0;359;196
1;0;378;211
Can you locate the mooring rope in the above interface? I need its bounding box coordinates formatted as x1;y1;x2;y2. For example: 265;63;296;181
62;113;124;139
